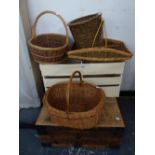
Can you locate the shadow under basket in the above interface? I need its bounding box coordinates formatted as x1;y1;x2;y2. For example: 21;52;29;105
43;71;106;129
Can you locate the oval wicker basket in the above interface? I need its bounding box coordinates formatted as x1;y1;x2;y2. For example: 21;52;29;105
67;38;132;62
28;11;70;63
43;71;106;129
68;13;103;48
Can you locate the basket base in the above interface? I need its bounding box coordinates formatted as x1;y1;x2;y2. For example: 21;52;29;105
36;98;125;147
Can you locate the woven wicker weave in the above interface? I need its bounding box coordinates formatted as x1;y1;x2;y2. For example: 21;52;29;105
68;13;103;48
43;71;105;129
28;11;70;63
68;38;132;62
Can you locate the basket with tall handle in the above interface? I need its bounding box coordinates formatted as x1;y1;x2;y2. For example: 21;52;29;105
28;10;70;63
43;70;106;129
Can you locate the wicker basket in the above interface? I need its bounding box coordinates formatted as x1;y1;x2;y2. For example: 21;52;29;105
68;38;132;62
28;11;70;63
43;71;106;129
68;13;103;48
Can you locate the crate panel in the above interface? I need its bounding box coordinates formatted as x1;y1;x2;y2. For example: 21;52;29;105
100;86;121;97
45;86;121;97
43;76;121;87
40;62;124;97
40;62;125;76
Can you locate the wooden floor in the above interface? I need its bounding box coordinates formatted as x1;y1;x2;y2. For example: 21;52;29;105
36;98;125;147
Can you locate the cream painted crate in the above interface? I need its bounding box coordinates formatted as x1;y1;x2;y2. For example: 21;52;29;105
39;62;125;97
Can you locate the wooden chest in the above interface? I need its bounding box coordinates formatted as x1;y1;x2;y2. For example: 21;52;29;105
36;98;125;147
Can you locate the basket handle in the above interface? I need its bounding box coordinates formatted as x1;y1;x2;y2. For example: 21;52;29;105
103;24;108;48
92;21;108;48
66;71;84;113
31;10;69;45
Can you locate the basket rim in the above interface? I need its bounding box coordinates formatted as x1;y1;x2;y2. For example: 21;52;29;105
68;47;132;62
44;94;105;119
68;13;102;26
43;82;105;119
28;33;69;51
68;47;132;56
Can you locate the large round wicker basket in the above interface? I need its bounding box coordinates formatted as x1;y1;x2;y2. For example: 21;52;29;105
28;11;70;63
43;71;106;129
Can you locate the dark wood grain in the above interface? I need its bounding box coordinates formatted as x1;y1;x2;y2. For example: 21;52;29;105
36;98;125;147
